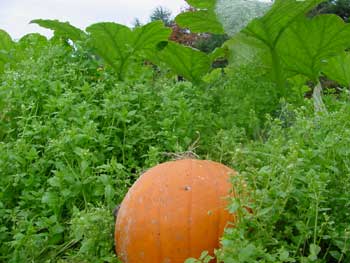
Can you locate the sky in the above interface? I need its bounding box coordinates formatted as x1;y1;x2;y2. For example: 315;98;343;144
0;0;187;39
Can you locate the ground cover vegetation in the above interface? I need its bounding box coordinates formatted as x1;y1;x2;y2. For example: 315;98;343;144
0;0;349;262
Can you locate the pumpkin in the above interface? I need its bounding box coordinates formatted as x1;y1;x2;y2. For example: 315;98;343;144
115;159;236;263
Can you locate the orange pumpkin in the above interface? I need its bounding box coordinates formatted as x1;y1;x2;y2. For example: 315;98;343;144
115;159;236;263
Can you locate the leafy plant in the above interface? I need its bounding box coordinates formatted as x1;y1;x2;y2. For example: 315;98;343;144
217;98;350;262
31;19;86;41
185;251;214;263
219;0;350;111
322;52;350;88
0;29;14;72
86;21;171;80
277;14;350;81
156;41;212;83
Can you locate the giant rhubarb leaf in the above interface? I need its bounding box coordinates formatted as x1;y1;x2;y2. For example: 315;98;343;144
322;52;350;87
86;21;171;80
31;19;85;41
277;15;350;80
157;41;211;83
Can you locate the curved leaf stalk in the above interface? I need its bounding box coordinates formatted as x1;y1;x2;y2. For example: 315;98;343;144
313;81;327;113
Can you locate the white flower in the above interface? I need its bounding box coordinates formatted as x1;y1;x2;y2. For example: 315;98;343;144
216;0;273;36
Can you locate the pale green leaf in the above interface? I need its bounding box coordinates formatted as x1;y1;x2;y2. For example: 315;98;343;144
308;244;321;261
277;15;350;80
322;52;350;87
224;32;271;68
30;19;85;41
157;41;211;83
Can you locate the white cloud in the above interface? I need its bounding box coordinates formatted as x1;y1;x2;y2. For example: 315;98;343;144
0;0;187;39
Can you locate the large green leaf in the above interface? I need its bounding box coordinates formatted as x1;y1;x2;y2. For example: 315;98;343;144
175;10;224;34
86;22;133;74
30;19;85;41
175;0;224;34
277;15;350;80
133;21;172;51
322;52;350;87
220;0;325;90
86;21;171;80
243;0;325;47
157;41;211;83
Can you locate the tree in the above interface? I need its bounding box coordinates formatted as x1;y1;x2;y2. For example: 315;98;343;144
132;18;142;28
150;6;173;27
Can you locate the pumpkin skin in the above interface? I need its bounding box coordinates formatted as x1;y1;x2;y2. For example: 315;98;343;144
115;159;236;263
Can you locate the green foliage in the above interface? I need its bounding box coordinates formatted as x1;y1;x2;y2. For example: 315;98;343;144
68;207;119;262
186;0;216;9
242;0;324;47
0;44;245;262
217;98;350;262
18;33;48;47
322;52;350;87
86;21;171;80
277;14;350;81
194;34;228;54
223;32;270;69
176;10;224;34
0;29;14;72
203;65;281;139
220;0;350;108
1;1;350;262
157;41;211;83
0;29;14;50
175;0;224;34
185;251;214;263
31;19;86;41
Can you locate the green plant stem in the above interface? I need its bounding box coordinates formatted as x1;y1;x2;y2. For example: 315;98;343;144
270;47;286;97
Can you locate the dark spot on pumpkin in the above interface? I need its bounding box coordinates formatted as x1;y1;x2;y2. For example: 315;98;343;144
184;186;191;191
